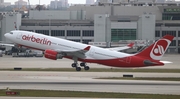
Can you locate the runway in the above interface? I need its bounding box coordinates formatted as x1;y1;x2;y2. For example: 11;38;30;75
1;54;180;96
0;71;180;95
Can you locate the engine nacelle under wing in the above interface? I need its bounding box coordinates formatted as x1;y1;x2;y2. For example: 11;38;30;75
44;49;63;60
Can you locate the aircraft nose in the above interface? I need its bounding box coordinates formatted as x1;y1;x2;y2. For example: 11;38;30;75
4;33;9;38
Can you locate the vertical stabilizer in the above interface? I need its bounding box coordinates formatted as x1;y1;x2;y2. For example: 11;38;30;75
135;35;174;60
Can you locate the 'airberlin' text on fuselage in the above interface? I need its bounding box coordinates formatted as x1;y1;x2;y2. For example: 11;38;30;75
22;35;51;46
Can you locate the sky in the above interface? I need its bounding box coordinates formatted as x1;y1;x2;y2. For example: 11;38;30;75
4;0;180;5
4;0;87;5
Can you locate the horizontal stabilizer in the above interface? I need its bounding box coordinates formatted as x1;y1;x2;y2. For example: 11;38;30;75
160;61;173;64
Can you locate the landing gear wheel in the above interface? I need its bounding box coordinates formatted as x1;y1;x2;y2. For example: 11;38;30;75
80;63;86;67
71;63;77;68
84;66;90;71
76;67;81;71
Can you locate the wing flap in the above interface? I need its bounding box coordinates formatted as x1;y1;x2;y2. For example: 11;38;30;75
54;46;91;59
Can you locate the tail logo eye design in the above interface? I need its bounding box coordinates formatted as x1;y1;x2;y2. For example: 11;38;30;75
150;39;170;60
153;45;165;56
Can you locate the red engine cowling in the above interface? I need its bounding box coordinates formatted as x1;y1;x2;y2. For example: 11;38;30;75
44;49;58;60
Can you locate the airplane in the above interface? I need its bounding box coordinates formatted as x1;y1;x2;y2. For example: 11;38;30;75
4;30;174;71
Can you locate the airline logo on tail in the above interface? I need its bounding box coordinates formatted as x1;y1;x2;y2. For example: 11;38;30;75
150;39;171;60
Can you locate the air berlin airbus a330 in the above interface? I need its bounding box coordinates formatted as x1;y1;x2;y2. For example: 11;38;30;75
4;30;173;71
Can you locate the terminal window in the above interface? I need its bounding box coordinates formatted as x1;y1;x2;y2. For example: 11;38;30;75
155;31;160;37
162;31;176;37
162;13;180;20
178;31;180;37
67;30;80;36
82;39;92;44
82;30;94;37
35;30;49;35
170;40;176;46
111;29;136;41
51;30;65;36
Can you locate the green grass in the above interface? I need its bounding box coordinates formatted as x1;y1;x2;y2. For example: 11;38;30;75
97;77;180;81
0;89;180;98
1;68;180;73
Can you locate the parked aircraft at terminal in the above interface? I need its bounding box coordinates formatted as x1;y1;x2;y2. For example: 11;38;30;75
3;30;173;71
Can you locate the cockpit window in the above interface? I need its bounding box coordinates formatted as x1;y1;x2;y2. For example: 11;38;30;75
10;32;13;34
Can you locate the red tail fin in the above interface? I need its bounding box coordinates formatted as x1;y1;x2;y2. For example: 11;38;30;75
136;35;174;60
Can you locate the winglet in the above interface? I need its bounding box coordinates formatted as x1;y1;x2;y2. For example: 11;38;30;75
84;46;91;51
127;43;134;48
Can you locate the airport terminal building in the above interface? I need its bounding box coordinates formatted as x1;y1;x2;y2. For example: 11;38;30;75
0;1;180;53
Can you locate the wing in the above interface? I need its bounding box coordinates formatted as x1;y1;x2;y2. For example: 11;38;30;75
107;43;134;51
0;43;15;47
54;46;91;59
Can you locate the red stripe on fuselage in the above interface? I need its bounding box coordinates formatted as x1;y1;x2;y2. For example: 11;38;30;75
65;56;164;68
18;44;164;68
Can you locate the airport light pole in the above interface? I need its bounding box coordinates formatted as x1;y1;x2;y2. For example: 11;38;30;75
48;15;52;36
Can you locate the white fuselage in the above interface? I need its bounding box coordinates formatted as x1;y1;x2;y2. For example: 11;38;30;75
5;30;132;60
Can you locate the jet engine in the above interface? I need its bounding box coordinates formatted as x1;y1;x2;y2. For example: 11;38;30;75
44;49;63;60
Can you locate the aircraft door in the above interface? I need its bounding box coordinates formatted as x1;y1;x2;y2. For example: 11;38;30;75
16;33;22;40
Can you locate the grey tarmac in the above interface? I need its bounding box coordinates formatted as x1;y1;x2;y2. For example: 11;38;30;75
0;54;180;95
0;71;180;95
0;54;180;69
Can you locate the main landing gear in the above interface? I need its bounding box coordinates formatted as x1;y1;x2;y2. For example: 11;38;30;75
71;57;90;71
80;63;90;71
71;63;90;71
